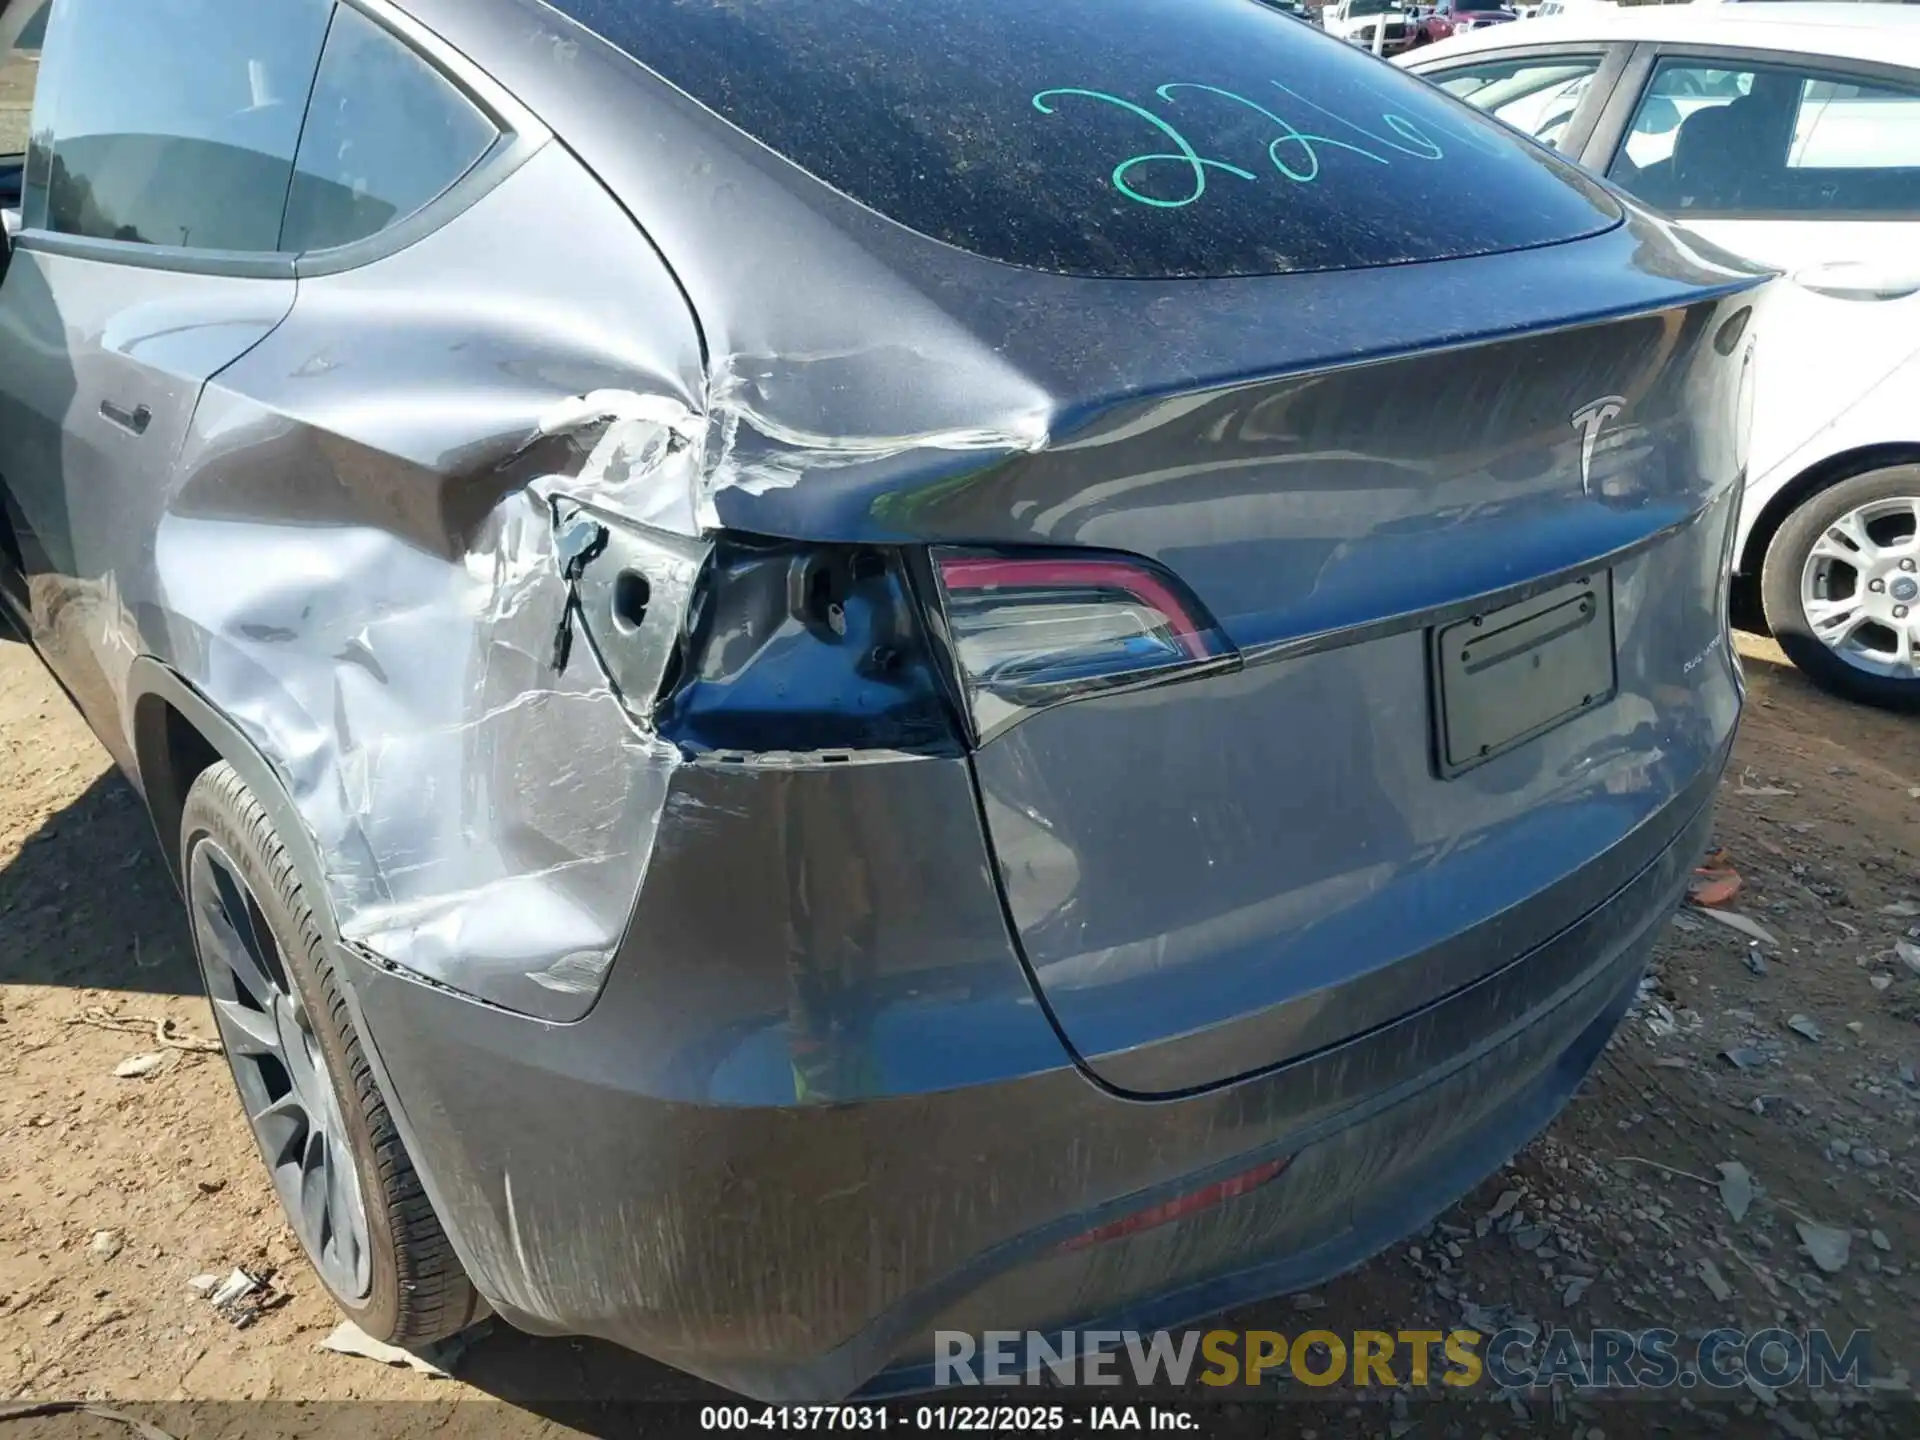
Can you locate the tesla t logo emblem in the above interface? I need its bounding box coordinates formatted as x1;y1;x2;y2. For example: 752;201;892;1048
1571;396;1626;498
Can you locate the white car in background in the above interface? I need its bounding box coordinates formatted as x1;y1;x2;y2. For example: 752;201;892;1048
1404;4;1920;709
1325;0;1420;53
1533;0;1619;18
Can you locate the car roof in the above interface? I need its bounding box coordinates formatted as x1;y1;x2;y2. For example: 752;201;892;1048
1401;3;1920;69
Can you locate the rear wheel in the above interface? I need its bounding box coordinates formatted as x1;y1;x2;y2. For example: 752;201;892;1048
181;762;479;1344
1761;467;1920;711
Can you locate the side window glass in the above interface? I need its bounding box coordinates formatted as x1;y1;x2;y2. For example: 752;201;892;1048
1790;75;1920;172
1431;56;1604;152
1610;57;1920;217
281;5;498;255
33;0;333;250
1613;65;1748;179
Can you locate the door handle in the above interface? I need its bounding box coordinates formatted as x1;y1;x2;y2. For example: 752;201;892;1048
1791;261;1920;302
100;400;152;436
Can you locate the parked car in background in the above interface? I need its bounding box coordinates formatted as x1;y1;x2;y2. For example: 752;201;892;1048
1416;0;1520;46
1406;4;1920;707
1326;0;1421;52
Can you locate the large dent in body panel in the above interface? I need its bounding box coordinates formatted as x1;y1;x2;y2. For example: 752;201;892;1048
158;346;1046;1028
695;347;1051;512
540;352;1054;535
159;401;710;1018
164;345;1045;1021
132;138;739;1021
138;99;1055;1022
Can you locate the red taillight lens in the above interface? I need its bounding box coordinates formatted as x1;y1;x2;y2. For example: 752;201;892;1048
931;547;1238;742
1056;1156;1292;1254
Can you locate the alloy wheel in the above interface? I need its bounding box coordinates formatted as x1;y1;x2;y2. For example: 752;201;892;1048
188;839;373;1301
1798;495;1920;680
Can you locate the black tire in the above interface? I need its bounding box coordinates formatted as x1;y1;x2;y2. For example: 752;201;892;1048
181;761;480;1344
1760;466;1920;713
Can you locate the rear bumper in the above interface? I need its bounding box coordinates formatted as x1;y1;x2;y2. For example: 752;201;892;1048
339;759;1717;1401
874;898;1649;1395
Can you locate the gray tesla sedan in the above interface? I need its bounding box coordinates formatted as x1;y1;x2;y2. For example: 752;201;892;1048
0;0;1764;1402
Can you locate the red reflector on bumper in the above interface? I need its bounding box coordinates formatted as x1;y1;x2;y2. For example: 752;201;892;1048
1056;1155;1292;1253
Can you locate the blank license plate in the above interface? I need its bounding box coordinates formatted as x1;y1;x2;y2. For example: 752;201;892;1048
1431;573;1616;777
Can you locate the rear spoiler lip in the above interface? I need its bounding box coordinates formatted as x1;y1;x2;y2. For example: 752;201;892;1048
706;275;1767;549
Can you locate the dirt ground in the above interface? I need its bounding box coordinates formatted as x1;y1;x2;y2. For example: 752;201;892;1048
0;42;33;156
1;624;1916;1438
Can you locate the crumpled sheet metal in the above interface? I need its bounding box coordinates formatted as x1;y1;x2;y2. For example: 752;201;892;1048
159;360;1050;1021
158;399;711;1020
531;348;1053;522
697;348;1052;510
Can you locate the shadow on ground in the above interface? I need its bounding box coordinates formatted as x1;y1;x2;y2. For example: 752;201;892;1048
0;765;203;996
449;1326;726;1426
0;635;717;1420
1734;629;1919;766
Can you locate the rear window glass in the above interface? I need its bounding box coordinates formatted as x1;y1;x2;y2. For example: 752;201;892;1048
282;4;499;252
544;0;1620;279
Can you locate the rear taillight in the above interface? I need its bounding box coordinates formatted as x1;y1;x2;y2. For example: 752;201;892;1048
654;538;965;761
930;547;1239;743
626;539;1233;757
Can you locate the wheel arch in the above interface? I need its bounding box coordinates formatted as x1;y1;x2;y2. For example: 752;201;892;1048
133;657;492;1334
1739;443;1920;579
127;659;325;905
126;655;485;1286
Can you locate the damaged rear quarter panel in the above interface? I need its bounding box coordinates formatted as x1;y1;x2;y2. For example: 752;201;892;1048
137;2;1058;1021
151;140;710;1022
